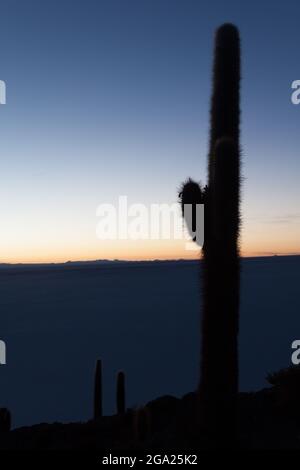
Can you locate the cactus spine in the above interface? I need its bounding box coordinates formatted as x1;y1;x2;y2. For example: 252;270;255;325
93;359;103;419
116;371;126;415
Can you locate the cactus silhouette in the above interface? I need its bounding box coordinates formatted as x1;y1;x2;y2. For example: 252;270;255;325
179;178;206;243
116;371;126;415
179;23;241;445
0;408;11;432
93;359;103;419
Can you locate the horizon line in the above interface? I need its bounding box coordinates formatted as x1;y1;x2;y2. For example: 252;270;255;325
1;252;300;266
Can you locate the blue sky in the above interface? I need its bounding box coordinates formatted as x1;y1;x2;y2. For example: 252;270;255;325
0;0;299;261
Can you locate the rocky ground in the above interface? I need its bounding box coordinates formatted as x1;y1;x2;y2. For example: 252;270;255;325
1;383;300;450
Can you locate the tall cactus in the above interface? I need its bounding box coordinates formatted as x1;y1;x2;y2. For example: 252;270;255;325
180;23;241;446
93;359;103;419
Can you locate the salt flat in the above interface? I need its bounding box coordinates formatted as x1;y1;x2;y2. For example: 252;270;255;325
0;256;299;428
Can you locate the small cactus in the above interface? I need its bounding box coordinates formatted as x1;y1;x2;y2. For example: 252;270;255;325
116;371;126;415
93;359;102;419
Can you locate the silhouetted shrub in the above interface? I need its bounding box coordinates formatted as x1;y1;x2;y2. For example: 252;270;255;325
267;365;300;387
267;366;300;408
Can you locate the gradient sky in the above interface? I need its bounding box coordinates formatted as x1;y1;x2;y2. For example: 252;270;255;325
0;0;299;262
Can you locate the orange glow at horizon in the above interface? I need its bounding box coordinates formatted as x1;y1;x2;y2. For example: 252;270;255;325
1;233;300;264
1;209;300;264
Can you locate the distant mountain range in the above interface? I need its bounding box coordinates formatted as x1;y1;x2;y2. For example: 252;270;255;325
0;254;299;270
